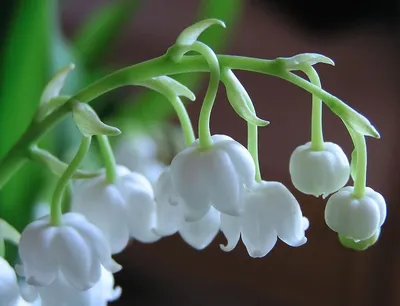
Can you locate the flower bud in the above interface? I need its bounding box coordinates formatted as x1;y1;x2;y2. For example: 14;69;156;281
289;142;350;197
325;186;386;240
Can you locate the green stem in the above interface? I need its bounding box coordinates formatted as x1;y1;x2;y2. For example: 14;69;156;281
170;97;195;146
97;135;117;183
221;71;262;182
303;66;324;151
0;235;4;258
29;146;102;179
352;133;367;199
50;136;91;225
186;42;220;149
0;54;377;189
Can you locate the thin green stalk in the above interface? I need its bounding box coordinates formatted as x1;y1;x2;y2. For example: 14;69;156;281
189;42;220;149
352;133;367;199
29;146;102;179
50;136;91;225
169;97;195;146
97;135;117;183
0;235;4;258
0;54;378;189
303;66;324;151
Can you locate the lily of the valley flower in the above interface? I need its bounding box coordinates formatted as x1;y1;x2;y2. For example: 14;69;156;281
115;134;165;185
154;169;220;250
324;186;386;240
289;142;350;197
220;181;308;258
72;165;160;254
18;213;121;290
0;257;32;306
169;134;255;221
23;267;121;306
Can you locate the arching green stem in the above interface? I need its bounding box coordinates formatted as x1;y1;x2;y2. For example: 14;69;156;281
0;54;379;190
97;135;117;183
187;42;220;149
303;66;324;151
352;132;367;199
50;136;92;225
170;97;195;146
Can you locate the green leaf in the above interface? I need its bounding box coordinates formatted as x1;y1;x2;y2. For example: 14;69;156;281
73;0;141;67
114;0;243;124
0;0;53;234
137;76;196;101
277;53;335;71
176;18;225;46
73;103;121;137
223;69;269;126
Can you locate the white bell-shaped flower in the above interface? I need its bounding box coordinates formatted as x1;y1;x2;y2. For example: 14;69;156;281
72;165;160;254
179;207;220;250
0;257;26;306
154;169;220;249
169;134;255;221
153;170;183;236
324;186;386;240
115;134;165;185
32;267;121;306
220;181;309;258
18;212;121;290
289;142;350;197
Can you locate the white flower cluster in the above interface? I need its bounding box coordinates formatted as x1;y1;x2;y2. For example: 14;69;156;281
290;141;386;246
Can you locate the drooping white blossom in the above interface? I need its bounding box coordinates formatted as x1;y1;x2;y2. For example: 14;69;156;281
169;134;255;221
154;169;220;250
220;181;309;258
18;213;121;290
289;142;350;197
115;134;165;185
29;267;121;306
0;257;28;306
72;165;160;254
324;186;386;240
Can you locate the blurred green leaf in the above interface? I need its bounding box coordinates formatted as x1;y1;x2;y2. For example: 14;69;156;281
115;0;243;124
73;0;141;68
0;0;54;234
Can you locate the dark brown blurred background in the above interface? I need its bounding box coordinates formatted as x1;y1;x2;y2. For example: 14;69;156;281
41;0;400;305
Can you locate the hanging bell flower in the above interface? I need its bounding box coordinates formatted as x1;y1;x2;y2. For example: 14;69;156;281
0;257;35;306
154;169;220;249
29;266;121;306
169;134;255;221
324;186;386;240
220;181;309;258
17;212;121;291
72;165;160;254
115;134;166;185
289;141;350;198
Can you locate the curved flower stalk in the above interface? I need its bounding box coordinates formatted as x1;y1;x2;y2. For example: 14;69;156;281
154;169;220;250
17;212;121;290
220;181;309;258
289;66;350;198
169;134;255;221
22;267;121;306
72;165;160;254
